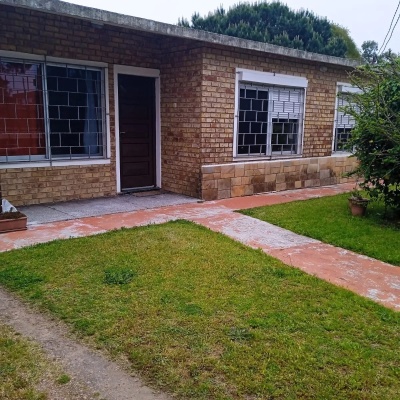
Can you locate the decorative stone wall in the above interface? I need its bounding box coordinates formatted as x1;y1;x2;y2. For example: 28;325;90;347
201;155;358;200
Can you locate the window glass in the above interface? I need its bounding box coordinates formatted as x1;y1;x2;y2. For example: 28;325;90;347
237;83;304;156
0;58;105;163
47;65;103;157
0;61;45;159
334;91;356;152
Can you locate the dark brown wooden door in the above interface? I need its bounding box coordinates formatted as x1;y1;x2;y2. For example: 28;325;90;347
118;74;156;190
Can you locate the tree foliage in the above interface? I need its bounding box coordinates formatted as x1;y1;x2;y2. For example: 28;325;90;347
361;40;397;64
345;59;400;210
331;25;360;60
178;2;360;59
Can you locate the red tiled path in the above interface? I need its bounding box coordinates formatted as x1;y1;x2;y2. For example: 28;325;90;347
1;183;399;311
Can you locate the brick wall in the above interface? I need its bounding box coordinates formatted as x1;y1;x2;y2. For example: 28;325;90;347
0;5;162;205
0;165;114;205
198;45;355;199
159;40;203;198
0;4;357;206
200;45;351;164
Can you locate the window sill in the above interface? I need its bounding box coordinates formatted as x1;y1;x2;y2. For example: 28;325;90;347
331;151;353;157
233;154;303;162
0;158;111;170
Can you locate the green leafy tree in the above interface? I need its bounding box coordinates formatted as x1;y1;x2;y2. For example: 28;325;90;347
361;40;398;64
178;2;360;59
361;40;379;64
345;59;400;211
331;25;360;59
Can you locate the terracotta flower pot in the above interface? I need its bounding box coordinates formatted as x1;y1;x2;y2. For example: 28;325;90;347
348;197;369;216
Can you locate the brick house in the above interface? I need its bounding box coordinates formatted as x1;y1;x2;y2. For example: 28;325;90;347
0;0;359;206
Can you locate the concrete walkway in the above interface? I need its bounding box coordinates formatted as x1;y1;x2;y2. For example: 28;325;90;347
19;191;198;225
1;183;399;311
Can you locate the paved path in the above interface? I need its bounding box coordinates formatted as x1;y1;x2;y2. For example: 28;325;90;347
1;183;399;311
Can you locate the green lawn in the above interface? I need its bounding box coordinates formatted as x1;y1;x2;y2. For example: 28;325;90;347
1;324;49;400
0;221;399;399
241;193;400;266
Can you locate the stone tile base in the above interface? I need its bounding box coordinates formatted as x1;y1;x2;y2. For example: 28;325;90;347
201;155;358;201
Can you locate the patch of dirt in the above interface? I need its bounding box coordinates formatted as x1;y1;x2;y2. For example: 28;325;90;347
0;287;171;400
0;211;26;220
36;361;103;400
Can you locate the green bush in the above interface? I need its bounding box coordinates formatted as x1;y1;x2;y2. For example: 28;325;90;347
345;58;400;211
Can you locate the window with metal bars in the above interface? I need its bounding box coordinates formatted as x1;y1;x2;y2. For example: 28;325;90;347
334;88;357;152
237;83;304;157
0;57;106;163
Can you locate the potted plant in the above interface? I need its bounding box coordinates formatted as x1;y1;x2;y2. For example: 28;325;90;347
0;184;27;233
348;188;369;216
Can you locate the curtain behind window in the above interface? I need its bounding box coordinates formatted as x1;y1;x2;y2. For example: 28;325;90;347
0;61;45;158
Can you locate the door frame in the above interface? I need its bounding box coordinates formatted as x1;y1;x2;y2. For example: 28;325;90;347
114;65;161;193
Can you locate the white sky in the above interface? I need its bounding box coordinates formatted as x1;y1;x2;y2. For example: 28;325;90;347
66;0;400;53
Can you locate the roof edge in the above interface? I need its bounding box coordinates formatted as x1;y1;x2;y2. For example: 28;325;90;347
0;0;361;68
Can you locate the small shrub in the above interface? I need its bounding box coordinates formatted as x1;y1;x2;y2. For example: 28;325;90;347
56;374;71;385
103;267;136;285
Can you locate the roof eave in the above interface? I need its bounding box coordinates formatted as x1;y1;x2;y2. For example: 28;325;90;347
0;0;361;68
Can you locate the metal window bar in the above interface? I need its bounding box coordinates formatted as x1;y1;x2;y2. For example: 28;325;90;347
237;82;304;157
0;57;106;163
334;93;356;152
0;57;47;163
45;63;105;160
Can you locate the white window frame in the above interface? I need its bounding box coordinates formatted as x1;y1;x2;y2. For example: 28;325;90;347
332;82;360;154
234;69;308;159
0;50;110;169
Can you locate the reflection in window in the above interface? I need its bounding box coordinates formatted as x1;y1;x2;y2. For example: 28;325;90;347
0;58;105;163
0;61;45;158
334;91;356;152
47;65;103;157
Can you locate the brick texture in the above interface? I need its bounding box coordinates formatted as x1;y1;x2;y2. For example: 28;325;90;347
0;5;356;206
160;40;203;198
199;45;350;164
0;5;160;205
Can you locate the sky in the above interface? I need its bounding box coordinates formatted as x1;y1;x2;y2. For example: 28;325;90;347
66;0;400;53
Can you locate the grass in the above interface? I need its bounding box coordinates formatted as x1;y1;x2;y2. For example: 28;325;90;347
0;324;48;400
56;374;71;385
241;193;400;266
0;220;399;399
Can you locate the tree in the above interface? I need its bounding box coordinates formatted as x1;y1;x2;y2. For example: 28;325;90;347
178;2;361;59
331;25;360;59
361;40;398;64
345;58;400;211
361;40;379;64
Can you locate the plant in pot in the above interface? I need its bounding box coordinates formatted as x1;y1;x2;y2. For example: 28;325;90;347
348;187;369;216
0;183;27;233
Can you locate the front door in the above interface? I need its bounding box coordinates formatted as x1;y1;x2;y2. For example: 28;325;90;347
118;74;156;191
